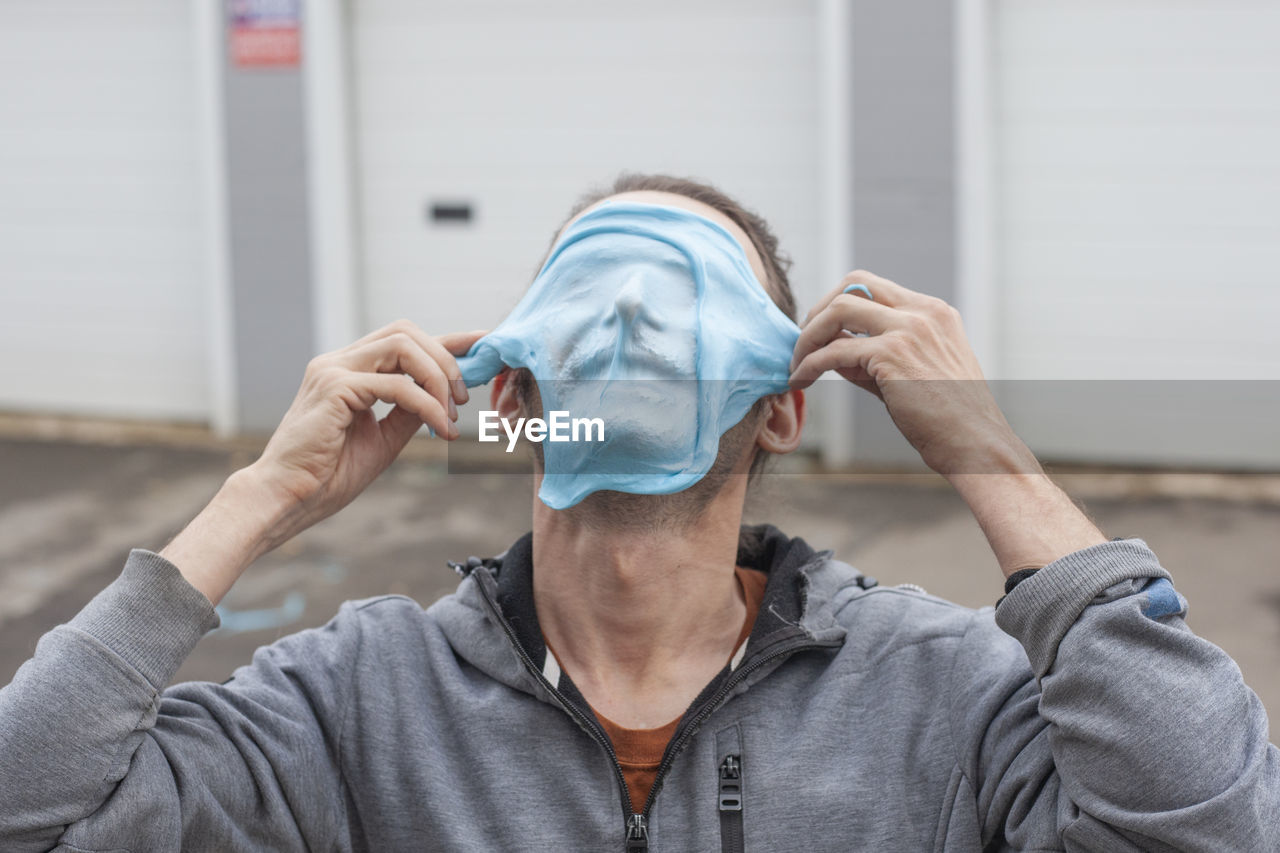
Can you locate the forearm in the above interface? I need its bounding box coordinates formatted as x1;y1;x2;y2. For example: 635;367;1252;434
945;439;1106;578
0;551;218;849
990;541;1280;850
161;465;300;606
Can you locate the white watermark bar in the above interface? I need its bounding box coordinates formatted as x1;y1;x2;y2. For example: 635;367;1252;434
442;379;1280;476
477;410;605;453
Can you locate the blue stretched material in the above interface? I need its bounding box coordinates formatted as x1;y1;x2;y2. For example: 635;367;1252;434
456;200;801;509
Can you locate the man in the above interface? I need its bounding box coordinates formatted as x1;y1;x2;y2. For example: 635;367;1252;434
1;174;1276;852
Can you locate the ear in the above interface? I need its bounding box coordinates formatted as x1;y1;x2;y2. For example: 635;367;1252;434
490;368;522;420
756;388;805;455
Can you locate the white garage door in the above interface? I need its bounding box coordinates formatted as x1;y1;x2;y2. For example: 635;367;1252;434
0;1;208;421
350;0;822;355
992;1;1280;468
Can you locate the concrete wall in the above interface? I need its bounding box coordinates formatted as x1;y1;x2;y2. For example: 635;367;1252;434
850;0;956;467
221;5;315;432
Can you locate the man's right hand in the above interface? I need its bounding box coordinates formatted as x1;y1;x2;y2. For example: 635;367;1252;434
162;321;485;606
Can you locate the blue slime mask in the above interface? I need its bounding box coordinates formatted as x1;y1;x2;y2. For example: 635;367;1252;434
456;200;801;509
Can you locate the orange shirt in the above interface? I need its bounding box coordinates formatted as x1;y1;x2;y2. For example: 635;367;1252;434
546;567;769;812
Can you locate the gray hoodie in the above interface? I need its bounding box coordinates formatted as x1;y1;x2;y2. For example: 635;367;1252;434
0;526;1276;851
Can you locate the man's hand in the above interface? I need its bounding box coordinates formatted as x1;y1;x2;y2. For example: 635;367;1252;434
162;321;484;605
789;269;1019;478
250;321;484;533
790;270;1105;576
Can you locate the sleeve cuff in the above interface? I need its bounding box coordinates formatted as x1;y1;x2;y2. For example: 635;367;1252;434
68;548;221;689
994;538;1170;678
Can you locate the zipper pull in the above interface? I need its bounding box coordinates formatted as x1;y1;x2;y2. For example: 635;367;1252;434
719;754;743;811
625;813;649;851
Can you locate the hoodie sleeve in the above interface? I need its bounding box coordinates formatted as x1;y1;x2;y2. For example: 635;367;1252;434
0;549;356;853
949;538;1279;852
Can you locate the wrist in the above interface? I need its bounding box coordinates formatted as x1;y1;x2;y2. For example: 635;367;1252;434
160;468;301;606
229;462;308;543
947;463;1107;579
939;431;1043;481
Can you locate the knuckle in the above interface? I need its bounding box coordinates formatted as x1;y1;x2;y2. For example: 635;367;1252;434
903;312;930;334
384;318;420;339
925;295;953;317
881;330;911;358
831;293;860;314
839;270;869;289
313;365;345;393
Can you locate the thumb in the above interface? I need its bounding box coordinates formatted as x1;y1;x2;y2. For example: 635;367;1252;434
379;403;431;455
438;329;489;356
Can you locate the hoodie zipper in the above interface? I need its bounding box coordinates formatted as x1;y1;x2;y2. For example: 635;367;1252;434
469;564;840;850
718;754;744;853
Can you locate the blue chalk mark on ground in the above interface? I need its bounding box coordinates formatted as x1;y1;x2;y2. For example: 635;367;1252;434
214;592;306;635
1141;577;1187;621
211;561;349;635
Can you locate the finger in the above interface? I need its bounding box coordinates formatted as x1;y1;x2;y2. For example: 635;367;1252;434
341;334;454;419
352;372;456;439
847;272;932;310
373;325;482;406
331;322;485;406
435;327;483;402
790;294;900;374
803;271;899;326
379;403;431;454
336;321;410;356
438;329;488;356
798;272;890;325
429;330;489;405
789;335;879;390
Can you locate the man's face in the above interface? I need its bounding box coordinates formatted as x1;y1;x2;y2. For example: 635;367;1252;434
545;190;773;381
539;231;702;461
545;232;699;382
528;192;776;464
497;189;798;522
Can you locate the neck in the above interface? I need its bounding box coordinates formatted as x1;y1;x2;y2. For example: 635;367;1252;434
531;478;750;726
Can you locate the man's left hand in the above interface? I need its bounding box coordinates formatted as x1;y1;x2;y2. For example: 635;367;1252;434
789;269;1025;478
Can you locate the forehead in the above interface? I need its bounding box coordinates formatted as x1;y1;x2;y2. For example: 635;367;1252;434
560;190;771;290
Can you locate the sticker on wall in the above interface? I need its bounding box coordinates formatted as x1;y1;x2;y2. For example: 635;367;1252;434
228;0;301;69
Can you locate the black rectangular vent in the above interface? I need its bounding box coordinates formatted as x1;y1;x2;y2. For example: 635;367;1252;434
429;202;473;224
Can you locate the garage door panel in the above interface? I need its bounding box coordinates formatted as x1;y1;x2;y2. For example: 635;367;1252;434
1001;183;1280;235
994;0;1280;465
353;0;821;345
0;1;206;421
1002;67;1280;115
1003;124;1280;174
998;2;1280;61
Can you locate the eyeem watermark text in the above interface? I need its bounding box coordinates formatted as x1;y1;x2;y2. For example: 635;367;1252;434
478;411;605;452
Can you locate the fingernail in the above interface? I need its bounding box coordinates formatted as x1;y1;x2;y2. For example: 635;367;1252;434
427;425;436;439
843;283;874;300
448;396;458;421
449;422;460;440
452;378;469;404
